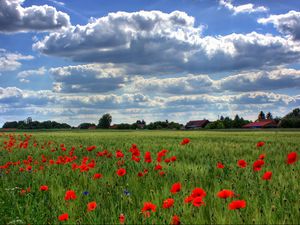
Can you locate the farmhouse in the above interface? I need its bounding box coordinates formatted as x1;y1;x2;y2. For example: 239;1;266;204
243;119;278;128
185;120;209;129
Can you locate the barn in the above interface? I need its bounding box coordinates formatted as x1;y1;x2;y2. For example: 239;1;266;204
243;119;278;128
185;120;209;129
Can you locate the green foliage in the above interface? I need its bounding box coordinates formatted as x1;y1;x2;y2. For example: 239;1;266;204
78;123;96;129
279;108;300;128
2;120;71;129
97;113;112;129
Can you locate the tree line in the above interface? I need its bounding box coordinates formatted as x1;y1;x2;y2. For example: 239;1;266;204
2;108;300;130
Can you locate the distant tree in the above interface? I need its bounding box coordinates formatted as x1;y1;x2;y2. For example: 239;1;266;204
266;112;273;120
279;108;300;128
206;120;225;129
78;123;96;129
220;115;225;121
98;113;112;129
258;111;266;121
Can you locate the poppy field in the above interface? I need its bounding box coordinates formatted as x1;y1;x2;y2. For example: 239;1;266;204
0;130;299;224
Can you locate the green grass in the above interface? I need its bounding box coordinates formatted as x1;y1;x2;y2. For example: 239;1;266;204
0;130;299;224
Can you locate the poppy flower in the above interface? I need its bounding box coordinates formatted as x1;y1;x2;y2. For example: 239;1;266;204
228;200;246;210
144;152;152;163
181;138;190;145
64;190;77;200
171;215;180;225
253;159;264;171
86;145;96;151
184;195;194;203
116;168;126;177
162;198;175;209
58;213;69;221
87;201;97;211
237;160;247;168
259;154;265;160
170;182;181;194
141;202;156;213
191;187;206;198
137;172;144;177
287;152;298;164
193;196;205;207
116;150;124;158
256;141;265;148
93;173;102;179
159;171;165;176
40;185;48;191
154;164;163;171
262;171;272;180
119;214;125;224
217;162;225;169
217;190;235;199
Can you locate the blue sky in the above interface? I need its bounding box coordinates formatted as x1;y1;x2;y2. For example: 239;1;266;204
0;0;299;126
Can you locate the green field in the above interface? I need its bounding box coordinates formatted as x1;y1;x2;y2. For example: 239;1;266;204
0;130;299;224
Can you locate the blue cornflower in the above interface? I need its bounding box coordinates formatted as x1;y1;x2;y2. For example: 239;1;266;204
123;189;130;196
83;191;89;196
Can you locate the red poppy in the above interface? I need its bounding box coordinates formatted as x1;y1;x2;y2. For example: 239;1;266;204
116;150;124;158
162;198;175;209
262;171;272;180
217;190;235;199
193;196;205;207
191;187;206;198
144;152;152;163
287;152;298;164
137;172;144;177
217;162;225;169
228;200;246;210
40;185;48;191
154;164;163;171
181;138;190;145
253;159;264;171
86;145;96;151
116;168;126;177
58;213;69;221
170;156;177;162
171;215;180;225
237;160;247;168
170;182;181;194
142;202;156;212
64;190;77;200
119;214;125;224
184;195;194;203
159;171;165;176
256;141;265;148
93;173;102;179
87;201;97;211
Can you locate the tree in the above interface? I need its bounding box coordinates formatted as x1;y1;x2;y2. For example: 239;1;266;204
258;111;265;121
98;113;112;129
266;112;273;120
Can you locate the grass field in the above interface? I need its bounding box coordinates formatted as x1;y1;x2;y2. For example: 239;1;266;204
0;130;299;224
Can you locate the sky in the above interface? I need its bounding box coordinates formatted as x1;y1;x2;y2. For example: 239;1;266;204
0;0;300;127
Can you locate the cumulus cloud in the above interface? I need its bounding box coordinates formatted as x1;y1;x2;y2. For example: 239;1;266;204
258;10;300;41
0;0;70;33
33;11;300;74
219;0;268;15
0;49;34;71
17;66;46;82
49;64;129;93
132;68;300;94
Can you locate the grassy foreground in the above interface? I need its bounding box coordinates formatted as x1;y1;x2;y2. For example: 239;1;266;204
0;130;299;224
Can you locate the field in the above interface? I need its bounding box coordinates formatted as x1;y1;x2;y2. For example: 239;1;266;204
0;130;299;224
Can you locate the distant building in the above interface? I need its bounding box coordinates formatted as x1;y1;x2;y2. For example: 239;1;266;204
88;126;97;129
243;119;278;128
185;120;209;129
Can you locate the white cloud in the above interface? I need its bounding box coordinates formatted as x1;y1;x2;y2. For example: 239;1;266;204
219;0;268;15
0;0;70;33
0;49;34;71
49;64;128;93
17;67;46;78
258;10;300;40
132;67;300;94
33;11;300;74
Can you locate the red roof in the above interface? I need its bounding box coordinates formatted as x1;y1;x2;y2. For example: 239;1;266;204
185;120;209;128
243;120;277;128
